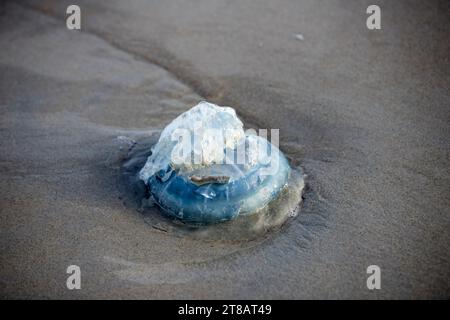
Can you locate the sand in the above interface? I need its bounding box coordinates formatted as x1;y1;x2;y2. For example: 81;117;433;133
0;0;449;298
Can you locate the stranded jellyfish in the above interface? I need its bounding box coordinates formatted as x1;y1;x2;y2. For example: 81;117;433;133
139;101;291;224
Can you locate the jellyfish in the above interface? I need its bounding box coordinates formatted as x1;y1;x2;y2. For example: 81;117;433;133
139;101;291;224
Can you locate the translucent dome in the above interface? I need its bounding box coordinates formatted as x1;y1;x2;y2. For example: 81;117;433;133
140;102;291;224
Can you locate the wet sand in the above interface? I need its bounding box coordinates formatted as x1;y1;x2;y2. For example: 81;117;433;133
0;1;449;298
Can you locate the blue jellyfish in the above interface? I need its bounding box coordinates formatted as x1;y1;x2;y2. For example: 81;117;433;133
139;102;291;224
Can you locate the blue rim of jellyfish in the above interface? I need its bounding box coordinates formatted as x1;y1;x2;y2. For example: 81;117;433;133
147;144;291;225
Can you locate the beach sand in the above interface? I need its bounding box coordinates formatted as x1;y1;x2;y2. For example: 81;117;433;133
0;0;449;298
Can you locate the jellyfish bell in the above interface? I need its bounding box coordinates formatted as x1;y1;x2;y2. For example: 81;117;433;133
139;101;291;224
